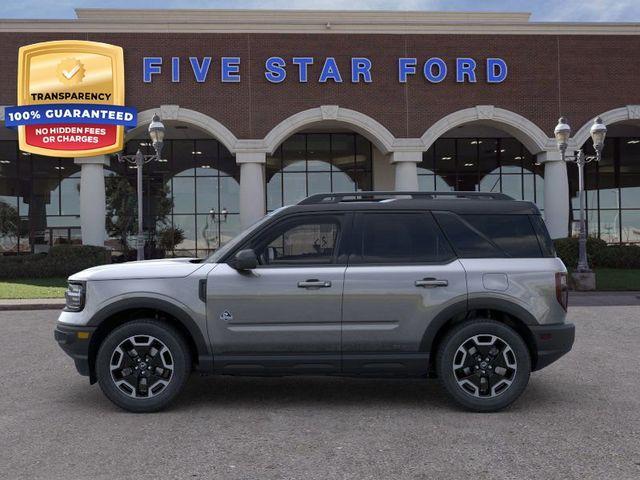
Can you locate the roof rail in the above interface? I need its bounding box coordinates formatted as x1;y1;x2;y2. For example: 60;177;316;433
298;191;512;205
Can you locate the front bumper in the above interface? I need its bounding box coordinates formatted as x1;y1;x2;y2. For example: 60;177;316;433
54;323;96;378
530;322;575;371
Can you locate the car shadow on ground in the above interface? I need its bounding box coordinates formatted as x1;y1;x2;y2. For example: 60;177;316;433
60;372;576;414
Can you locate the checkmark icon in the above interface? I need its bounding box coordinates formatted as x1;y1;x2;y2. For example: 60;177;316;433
62;64;80;79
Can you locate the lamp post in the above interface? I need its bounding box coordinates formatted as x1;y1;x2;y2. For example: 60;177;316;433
554;116;607;273
117;114;166;261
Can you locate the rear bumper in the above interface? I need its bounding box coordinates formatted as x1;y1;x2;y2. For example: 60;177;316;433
530;322;575;371
54;323;96;378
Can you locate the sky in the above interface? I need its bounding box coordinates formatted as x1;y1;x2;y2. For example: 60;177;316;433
1;0;639;22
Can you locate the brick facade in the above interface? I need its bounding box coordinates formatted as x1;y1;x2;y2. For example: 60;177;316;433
0;31;638;140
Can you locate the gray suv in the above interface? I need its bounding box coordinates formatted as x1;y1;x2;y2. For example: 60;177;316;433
54;191;574;413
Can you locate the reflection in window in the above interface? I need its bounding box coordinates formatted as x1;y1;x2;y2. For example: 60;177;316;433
266;133;373;211
419;138;543;208
260;221;338;265
117;138;241;257
569;137;640;244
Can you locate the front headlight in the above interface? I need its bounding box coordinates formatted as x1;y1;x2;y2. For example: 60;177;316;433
64;282;85;312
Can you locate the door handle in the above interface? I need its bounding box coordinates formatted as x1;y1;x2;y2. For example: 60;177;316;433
415;278;448;288
298;279;332;289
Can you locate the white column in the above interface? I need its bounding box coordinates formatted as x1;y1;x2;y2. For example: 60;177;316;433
74;155;109;246
538;151;569;239
391;151;421;191
237;151;266;229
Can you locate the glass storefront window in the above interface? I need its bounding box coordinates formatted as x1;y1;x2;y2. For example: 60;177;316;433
266;133;373;211
569;136;640;243
111;138;241;257
621;210;640;243
421;137;543;204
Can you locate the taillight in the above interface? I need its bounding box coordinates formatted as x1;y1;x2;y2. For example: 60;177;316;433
555;272;568;311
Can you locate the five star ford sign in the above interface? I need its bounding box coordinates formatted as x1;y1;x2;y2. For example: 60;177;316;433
4;40;137;157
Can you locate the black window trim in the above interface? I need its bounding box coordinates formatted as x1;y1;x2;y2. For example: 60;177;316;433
348;210;458;267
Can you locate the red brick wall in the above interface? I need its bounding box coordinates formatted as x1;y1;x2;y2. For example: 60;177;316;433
0;32;638;140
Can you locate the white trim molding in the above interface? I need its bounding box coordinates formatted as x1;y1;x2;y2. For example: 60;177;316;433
420;106;554;154
2;9;639;35
263;106;396;155
572;105;640;148
128;106;239;154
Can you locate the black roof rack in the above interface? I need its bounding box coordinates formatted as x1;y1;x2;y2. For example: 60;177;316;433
298;191;512;205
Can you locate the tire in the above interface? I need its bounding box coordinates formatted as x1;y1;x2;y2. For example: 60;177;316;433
436;319;531;412
96;319;191;413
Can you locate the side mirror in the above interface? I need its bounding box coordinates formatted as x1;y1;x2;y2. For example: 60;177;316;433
230;249;258;271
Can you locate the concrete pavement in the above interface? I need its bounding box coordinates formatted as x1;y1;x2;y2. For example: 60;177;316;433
0;306;639;479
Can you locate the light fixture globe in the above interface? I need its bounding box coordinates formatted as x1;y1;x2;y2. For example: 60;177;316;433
554;117;571;152
590;116;607;154
148;113;165;157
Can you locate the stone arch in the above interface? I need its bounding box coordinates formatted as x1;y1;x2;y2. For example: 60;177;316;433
572;105;640;148
420;105;553;154
127;105;239;153
263;105;396;155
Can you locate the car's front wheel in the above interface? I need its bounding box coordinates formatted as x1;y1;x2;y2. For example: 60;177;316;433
96;319;191;413
437;319;531;412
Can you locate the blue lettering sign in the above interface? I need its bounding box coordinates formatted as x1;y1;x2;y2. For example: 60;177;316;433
292;57;314;82
141;55;508;85
487;58;508;83
171;57;180;83
265;56;287;83
351;58;372;83
319;57;342;83
143;57;162;83
424;58;447;83
221;57;240;83
456;58;477;83
398;58;417;83
189;57;211;83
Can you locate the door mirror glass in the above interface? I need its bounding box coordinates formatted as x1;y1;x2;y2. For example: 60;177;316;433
231;249;258;270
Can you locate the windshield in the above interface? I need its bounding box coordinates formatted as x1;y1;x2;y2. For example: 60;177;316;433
206;207;288;263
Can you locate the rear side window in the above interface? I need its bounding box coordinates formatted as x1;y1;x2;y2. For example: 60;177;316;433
433;212;504;258
530;215;557;257
356;212;455;264
461;214;543;258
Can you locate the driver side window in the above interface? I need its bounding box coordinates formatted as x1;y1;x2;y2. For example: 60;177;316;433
258;219;340;266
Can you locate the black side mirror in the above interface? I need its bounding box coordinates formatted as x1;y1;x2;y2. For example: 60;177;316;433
230;249;258;270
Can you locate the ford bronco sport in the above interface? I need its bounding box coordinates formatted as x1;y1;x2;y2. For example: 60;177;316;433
55;191;574;413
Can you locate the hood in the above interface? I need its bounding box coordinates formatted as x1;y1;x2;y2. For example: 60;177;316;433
69;258;207;281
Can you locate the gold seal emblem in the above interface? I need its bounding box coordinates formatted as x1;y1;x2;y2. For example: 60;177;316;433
56;58;85;85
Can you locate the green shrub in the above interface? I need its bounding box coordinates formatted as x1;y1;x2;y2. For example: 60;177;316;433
0;245;110;279
554;237;640;269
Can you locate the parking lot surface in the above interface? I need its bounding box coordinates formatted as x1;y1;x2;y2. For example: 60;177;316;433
0;306;638;480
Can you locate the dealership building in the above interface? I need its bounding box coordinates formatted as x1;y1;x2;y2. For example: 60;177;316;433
0;8;639;255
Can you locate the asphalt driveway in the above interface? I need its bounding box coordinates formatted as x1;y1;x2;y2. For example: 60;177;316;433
0;306;638;480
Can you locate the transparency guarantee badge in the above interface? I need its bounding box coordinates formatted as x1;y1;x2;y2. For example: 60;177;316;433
5;40;136;157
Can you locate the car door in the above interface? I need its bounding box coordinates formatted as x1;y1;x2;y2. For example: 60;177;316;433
207;213;351;374
341;211;468;375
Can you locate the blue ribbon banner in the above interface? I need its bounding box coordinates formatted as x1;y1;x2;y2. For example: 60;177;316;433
4;104;137;128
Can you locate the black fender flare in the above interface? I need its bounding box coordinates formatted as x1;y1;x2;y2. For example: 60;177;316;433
420;297;538;354
88;297;213;372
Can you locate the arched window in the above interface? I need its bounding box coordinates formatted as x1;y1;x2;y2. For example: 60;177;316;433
111;138;241;256
419;137;544;209
266;133;373;211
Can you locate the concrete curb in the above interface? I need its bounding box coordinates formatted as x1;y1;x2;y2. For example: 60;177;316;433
0;299;65;311
569;291;640;307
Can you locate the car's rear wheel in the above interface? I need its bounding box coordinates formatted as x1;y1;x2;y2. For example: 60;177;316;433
96;319;191;413
437;319;531;412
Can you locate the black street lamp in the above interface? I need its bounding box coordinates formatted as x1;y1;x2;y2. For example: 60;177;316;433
117;113;166;261
554;116;607;273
